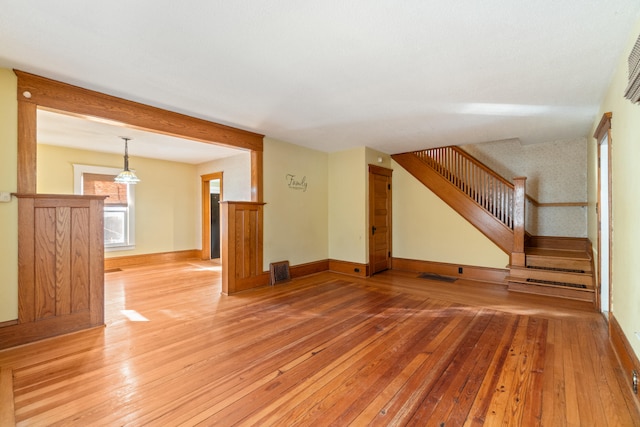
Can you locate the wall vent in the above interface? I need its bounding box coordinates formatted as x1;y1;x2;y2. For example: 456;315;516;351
269;261;291;286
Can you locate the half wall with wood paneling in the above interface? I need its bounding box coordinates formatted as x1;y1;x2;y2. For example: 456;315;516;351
0;194;105;349
221;201;268;294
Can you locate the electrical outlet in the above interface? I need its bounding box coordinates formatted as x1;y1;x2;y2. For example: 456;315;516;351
0;192;11;202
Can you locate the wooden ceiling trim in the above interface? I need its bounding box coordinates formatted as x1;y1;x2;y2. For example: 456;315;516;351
15;70;264;152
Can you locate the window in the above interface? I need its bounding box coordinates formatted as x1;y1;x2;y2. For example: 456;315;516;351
74;165;136;251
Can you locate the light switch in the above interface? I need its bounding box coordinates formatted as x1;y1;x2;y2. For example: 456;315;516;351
0;192;12;202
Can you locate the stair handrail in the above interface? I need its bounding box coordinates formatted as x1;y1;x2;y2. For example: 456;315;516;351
449;146;514;189
412;146;518;230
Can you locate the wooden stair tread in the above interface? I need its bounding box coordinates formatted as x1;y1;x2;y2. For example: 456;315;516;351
526;236;591;252
507;281;594;302
525;247;591;260
510;265;592;278
506;276;594;291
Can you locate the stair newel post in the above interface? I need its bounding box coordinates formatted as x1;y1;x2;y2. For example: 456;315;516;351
512;177;527;267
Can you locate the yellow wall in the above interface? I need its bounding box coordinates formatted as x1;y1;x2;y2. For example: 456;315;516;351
196;152;251;202
588;17;640;359
392;160;510;269
0;69;18;322
195;152;252;250
328;147;367;263
37;144;199;257
263;137;328;269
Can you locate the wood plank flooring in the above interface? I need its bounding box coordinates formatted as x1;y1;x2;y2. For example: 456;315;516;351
0;261;638;426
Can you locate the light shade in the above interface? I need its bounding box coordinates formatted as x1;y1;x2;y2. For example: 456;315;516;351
114;169;140;184
115;137;140;184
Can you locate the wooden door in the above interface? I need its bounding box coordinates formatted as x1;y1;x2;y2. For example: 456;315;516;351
369;165;392;275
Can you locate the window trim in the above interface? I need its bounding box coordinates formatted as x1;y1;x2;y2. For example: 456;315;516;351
73;164;136;251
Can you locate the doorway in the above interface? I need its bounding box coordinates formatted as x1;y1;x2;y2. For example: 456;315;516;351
210;181;221;259
201;172;223;260
595;113;612;315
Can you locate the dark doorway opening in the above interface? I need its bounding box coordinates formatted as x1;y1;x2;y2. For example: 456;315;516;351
210;192;220;259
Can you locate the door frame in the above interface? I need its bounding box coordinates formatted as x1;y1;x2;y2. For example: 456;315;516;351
368;164;393;275
201;172;223;260
594;112;613;314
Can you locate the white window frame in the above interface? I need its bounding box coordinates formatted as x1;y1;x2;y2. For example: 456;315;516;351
73;164;136;251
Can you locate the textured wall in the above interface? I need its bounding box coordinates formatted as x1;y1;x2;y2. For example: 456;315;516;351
462;138;587;237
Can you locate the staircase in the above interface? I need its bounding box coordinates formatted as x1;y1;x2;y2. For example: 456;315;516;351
392;147;596;305
507;237;595;302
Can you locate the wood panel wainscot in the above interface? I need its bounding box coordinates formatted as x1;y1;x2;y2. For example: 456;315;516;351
0;194;106;350
220;201;268;294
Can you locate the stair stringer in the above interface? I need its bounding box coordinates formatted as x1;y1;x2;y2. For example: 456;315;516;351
392;152;513;255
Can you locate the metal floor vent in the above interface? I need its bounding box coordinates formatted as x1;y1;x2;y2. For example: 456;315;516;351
527;265;585;274
526;278;587;289
417;272;457;283
270;261;291;286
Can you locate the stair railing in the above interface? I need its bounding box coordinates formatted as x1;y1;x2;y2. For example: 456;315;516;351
412;146;526;266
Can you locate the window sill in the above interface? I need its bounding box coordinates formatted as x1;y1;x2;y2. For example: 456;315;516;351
105;245;136;252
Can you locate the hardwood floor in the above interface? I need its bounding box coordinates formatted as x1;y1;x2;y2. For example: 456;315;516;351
1;261;638;426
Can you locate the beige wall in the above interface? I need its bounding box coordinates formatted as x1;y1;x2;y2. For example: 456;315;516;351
392;159;509;269
263;137;328;269
196;152;252;202
196;152;251;251
588;17;640;359
463;138;588;237
37;144;200;257
328;147;392;264
0;69;18;322
328;147;365;263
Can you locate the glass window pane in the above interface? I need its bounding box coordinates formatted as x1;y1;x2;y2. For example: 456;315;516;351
104;210;127;246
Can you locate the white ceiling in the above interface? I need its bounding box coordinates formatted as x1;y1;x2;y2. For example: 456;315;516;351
37;109;245;164
1;1;639;158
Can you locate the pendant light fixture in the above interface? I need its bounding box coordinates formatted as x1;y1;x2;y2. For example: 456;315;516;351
114;137;140;184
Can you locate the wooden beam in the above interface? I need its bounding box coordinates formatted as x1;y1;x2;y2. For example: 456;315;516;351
15;70;264;152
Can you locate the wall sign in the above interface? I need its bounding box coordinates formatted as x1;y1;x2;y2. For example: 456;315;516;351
286;174;308;192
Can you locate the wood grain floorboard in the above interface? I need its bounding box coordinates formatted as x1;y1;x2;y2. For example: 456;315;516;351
0;261;638;426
